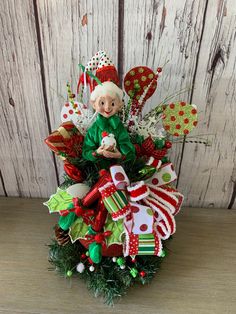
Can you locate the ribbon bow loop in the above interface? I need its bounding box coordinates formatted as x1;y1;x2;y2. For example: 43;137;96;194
59;198;95;224
85;230;112;249
139;136;167;160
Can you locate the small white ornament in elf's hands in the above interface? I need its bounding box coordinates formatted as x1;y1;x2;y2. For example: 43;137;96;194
101;132;117;151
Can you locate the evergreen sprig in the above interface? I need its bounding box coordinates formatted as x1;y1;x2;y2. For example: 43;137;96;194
48;237;167;305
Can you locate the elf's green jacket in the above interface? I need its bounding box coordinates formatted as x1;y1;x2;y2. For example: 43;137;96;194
82;114;135;167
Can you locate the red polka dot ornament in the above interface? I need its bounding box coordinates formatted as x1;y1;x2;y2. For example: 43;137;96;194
124;66;159;114
162;102;198;136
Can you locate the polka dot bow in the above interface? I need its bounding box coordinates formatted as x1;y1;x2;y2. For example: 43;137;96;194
106;164;184;240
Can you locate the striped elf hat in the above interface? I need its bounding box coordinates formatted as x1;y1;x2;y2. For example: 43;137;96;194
78;51;119;91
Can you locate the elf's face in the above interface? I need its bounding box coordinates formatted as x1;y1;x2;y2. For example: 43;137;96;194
92;95;122;118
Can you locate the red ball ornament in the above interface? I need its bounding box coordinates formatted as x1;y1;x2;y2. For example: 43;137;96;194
92;199;108;233
139;271;146;277
157;67;162;73
81;253;87;259
165;141;172;149
131;258;136;263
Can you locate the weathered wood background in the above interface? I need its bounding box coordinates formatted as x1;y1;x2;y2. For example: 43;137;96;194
0;0;235;208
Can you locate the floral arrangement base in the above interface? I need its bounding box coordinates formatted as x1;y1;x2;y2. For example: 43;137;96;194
43;50;199;305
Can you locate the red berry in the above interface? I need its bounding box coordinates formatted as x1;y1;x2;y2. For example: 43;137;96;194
157;67;162;73
81;254;87;259
165;141;172;149
139;271;146;277
131;258;136;263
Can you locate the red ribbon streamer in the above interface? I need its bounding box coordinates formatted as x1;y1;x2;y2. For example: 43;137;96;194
64;161;83;182
82;169;112;207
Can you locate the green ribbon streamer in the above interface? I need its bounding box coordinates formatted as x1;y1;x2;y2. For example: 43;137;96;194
88;242;102;264
116;257;125;266
78;63;102;86
59;212;77;231
87;226;102;264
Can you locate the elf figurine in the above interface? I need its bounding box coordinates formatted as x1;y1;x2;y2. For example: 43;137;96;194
82;51;135;167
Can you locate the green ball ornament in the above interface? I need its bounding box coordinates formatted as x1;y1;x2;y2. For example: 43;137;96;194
66;270;73;277
116;257;125;266
161;156;169;164
155;138;166;149
130;268;138;278
160;250;166;258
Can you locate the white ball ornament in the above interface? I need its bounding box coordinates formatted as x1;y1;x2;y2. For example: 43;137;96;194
66;183;90;198
120;265;126;270
89;265;95;272
101;133;117;150
76;262;85;273
112;257;117;262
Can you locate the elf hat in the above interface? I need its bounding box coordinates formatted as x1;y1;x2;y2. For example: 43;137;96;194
78;51;119;92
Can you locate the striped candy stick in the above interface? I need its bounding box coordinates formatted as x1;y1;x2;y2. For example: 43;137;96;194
124;232;162;257
99;182;131;221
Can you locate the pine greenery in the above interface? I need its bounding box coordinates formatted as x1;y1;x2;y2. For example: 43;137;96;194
48;237;168;305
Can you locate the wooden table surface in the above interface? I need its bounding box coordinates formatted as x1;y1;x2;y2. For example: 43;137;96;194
0;197;235;314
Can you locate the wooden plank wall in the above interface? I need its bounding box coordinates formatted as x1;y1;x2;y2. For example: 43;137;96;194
0;0;235;209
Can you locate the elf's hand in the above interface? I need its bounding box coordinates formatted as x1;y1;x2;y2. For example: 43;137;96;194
96;145;105;155
106;144;116;152
103;148;122;159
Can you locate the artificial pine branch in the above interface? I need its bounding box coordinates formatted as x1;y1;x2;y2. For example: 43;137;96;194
48;234;167;305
